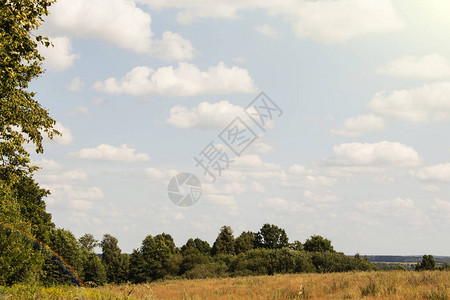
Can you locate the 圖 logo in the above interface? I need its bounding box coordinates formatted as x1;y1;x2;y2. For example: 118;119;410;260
167;173;202;207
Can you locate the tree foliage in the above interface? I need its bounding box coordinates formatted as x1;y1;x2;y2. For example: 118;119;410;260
1;0;58;180
304;235;335;252
255;224;289;249
211;226;235;256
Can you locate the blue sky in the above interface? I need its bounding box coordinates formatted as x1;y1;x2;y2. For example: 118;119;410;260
29;0;450;255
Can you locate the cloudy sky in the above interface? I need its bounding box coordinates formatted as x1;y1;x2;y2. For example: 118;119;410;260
30;0;450;255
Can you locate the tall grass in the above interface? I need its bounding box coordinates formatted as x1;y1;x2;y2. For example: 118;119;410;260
2;270;450;299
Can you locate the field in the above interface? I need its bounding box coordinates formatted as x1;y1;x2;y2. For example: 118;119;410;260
2;271;450;299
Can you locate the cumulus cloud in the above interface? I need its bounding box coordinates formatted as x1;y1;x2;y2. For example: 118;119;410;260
377;54;450;79
67;106;90;116
41;169;88;182
94;62;257;96
38;37;79;71
331;114;385;136
67;77;84;91
69;144;150;162
166;101;244;129
358;197;416;218
43;184;104;210
45;0;195;61
45;122;74;145
303;189;340;202
262;197;314;212
412;163;450;182
138;0;402;43
254;24;279;38
368;82;450;122
329;141;421;167
150;31;195;61
145;167;178;181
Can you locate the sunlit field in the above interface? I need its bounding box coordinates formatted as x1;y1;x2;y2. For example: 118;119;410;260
3;271;450;299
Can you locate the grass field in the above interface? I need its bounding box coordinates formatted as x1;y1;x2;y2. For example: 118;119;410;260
2;271;450;299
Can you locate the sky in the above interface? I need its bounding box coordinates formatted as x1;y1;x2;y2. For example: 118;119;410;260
28;0;450;255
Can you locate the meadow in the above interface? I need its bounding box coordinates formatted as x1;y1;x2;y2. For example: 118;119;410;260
2;270;450;299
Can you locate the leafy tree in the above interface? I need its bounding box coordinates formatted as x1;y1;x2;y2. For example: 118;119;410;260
255;224;289;249
181;238;211;255
100;234;128;283
211;226;235;256
12;176;54;243
304;235;335;252
80;249;106;286
141;233;175;280
235;231;256;254
129;249;147;283
1;0;59;286
1;0;59;180
415;255;436;271
42;228;83;286
289;240;303;251
79;233;98;253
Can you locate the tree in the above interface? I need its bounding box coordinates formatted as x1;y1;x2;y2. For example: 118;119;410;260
415;255;436;271
1;0;59;181
289;240;303;251
303;235;334;252
181;238;211;255
255;224;289;249
1;0;59;286
128;249;147;283
235;231;256;254
140;233;176;280
211;226;235;256
100;234;128;283
80;249;106;286
79;234;98;253
42;228;83;286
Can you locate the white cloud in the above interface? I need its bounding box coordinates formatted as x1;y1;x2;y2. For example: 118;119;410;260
331;114;385;136
43;184;103;202
288;164;307;174
38;37;79;71
358;197;416;218
263;197;314;212
67;106;90;116
374;176;395;185
145;167;178;181
166;100;244;129
150;31;195;62
421;184;440;192
248;142;274;155
138;0;402;43
34;159;63;171
251;181;265;193
233;154;281;171
41;169;88;182
66;77;84;92
329;141;421;167
45;0;194;61
46;122;74;145
303;189;340;202
412;163;450;182
232;57;246;63
94;62;257;96
377;54;450;79
368;82;450;122
254;24;279;38
69;144;150;162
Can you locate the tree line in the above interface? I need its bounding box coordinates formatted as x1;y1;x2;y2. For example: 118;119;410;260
2;224;374;286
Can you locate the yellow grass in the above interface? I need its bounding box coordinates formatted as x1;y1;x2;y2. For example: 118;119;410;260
3;271;450;299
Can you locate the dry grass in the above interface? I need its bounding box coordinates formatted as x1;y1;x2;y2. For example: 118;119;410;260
2;271;450;299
